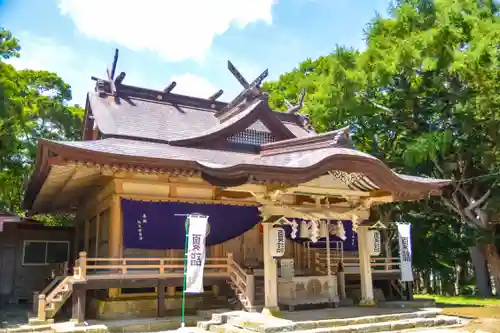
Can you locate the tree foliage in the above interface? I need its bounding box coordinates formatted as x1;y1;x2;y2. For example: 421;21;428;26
0;27;84;221
264;0;500;293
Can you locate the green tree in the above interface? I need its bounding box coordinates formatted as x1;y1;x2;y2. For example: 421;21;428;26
264;0;500;295
0;28;84;222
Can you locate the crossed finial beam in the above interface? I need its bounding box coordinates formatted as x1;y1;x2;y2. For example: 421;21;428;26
228;60;269;90
220;60;269;112
284;88;306;114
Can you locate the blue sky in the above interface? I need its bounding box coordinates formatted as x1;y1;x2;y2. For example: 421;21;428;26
1;0;391;106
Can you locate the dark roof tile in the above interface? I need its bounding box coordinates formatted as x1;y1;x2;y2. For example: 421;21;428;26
50;138;450;187
90;93;220;141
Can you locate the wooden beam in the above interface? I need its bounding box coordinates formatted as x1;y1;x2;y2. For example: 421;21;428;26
157;280;166;317
95;213;100;257
71;286;86;323
76;179;115;219
285;185;370;197
109;195;122;258
108;195;122;298
164;81;176;93
208;89;224;101
84;219;89;253
225;184;270;194
115;72;126;84
259;205;370;220
117;193;259;207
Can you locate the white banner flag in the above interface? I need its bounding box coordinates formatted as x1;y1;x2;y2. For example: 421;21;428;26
185;215;209;294
396;223;413;282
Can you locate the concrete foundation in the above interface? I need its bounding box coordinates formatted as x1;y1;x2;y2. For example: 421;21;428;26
88;295;228;320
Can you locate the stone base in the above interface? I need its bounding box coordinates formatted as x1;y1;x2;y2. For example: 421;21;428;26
359;298;377;306
89;295;227;320
196;309;465;333
28;318;54;326
261;307;282;318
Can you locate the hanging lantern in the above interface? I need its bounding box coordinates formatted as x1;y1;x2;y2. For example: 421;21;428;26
299;221;308;238
269;227;286;257
367;230;381;256
319;220;328;238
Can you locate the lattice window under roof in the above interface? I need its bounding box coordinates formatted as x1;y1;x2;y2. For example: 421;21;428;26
227;129;276;146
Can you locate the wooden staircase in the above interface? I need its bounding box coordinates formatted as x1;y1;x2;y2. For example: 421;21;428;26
390;280;404;299
36;276;73;321
226;254;261;312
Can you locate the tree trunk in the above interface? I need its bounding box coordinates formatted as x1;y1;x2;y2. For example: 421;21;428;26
469;245;492;297
485;244;500;296
423;270;430;294
454;264;461;296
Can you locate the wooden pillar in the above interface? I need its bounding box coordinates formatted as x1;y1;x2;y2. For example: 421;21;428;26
337;263;346;300
109;195;122;258
73;221;81;261
108;195;122;298
358;226;375;306
262;222;279;314
84;220;89;252
167;286;176;297
71;286;86;323
37;295;46;321
407;281;414;300
157;280;166;317
95;213;100;258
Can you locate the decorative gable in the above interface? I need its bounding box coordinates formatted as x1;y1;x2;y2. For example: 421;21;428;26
227;120;276;146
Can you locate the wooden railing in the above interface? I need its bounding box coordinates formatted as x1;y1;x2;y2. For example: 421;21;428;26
71;251;256;308
227;253;255;307
34;262;71;320
315;254;401;275
73;251;232;280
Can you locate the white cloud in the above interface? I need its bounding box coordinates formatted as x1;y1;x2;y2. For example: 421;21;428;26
169;73;218;98
7;33;105;106
6;33;222;102
58;0;278;62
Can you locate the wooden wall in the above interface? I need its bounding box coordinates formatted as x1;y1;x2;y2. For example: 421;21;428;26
0;223;73;304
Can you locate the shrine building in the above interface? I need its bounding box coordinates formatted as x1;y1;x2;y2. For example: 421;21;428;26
23;50;451;322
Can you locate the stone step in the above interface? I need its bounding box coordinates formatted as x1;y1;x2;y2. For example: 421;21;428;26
382;323;467;333
203;316;462;333
197;309;234;320
291;311;442;331
289;316;462;333
221;310;443;333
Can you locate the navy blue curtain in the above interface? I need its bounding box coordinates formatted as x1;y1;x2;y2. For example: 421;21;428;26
121;199;261;250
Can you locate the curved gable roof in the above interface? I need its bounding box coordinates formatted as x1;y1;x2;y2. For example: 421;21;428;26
89;90;307;147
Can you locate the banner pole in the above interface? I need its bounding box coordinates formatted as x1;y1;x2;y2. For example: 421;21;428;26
181;215;189;328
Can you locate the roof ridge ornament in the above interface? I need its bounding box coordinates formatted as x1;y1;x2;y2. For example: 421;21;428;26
208;89;224;101
284;88;306;114
92;48;180;98
331;126;351;146
219;61;269;114
91;48;126;96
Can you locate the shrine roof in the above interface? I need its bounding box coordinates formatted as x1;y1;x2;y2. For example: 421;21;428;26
87;91;313;144
26;136;450;198
22;50;452;213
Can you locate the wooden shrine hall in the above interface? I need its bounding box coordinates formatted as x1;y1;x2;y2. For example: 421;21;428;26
23;49;451;322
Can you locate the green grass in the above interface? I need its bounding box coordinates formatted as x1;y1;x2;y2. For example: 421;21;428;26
415;294;500;307
415;295;500;328
416;294;500;320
